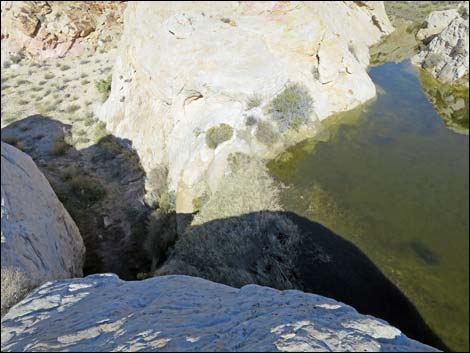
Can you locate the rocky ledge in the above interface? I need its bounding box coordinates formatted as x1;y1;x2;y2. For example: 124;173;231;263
1;274;439;352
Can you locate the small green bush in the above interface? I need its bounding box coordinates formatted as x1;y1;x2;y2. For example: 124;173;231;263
10;54;23;64
16;79;31;86
255;121;279;145
206;123;233;149
69;175;106;204
246;94;263;110
267;82;313;131
95;75;112;100
245;115;257;126
145;165;169;208
65;104;80;113
51;135;71;156
60;64;71;71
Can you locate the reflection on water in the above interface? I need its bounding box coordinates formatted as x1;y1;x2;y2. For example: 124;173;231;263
269;60;469;351
419;69;469;133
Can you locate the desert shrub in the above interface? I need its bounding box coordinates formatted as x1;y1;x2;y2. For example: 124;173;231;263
81;79;91;85
192;191;211;211
51;134;71;156
246;94;263;110
158;191;176;213
68;175;106;205
93;121;108;143
3;61;11;68
245;115;258;126
10;53;23;64
255;121;279;145
267;82;313;131
145;165;169;207
44;73;55;80
84;113;97;126
18;99;29;106
95;75;112;100
193;153;281;225
60;64;71;71
157;211;301;290
31;86;44;92
245;115;257;126
206;123;233;149
16;79;31;86
65;104;80;113
1;268;31;317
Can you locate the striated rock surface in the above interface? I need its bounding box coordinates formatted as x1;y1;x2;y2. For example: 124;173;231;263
0;274;439;352
97;1;393;212
1;142;85;316
412;2;469;84
0;1;125;62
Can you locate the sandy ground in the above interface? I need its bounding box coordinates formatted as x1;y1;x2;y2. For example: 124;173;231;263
1;49;117;147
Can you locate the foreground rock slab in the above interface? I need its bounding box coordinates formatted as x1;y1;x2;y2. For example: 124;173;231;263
1;274;438;352
1;142;85;316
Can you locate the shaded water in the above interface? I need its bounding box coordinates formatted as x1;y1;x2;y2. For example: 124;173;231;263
269;60;469;351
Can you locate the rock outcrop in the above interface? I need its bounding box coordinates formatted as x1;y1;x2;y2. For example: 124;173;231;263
97;1;393;212
0;274;439;352
0;1;125;62
412;2;469;84
416;8;459;42
1;142;85;316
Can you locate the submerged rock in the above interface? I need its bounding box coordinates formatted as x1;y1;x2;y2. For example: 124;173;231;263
412;2;469;85
1;142;85;316
96;1;393;212
0;274;439;352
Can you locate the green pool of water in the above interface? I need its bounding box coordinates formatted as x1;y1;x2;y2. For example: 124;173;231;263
269;60;469;351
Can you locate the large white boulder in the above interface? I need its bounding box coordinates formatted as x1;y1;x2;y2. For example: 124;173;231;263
412;2;469;84
1;274;438;352
1;142;85;316
96;1;393;212
416;8;459;42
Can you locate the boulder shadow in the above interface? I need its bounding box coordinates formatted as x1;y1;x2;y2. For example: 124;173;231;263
2;115;152;279
170;211;448;351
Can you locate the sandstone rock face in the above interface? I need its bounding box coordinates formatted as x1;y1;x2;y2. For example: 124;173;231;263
412;2;469;84
1;142;85;315
1;274;439;352
0;1;125;62
97;1;393;212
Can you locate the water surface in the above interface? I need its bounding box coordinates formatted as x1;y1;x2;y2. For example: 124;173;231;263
269;60;469;351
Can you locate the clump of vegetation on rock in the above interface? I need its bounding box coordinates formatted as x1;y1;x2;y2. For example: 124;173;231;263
267;82;313;131
255;121;279;145
206;123;234;149
246;94;263;110
1;267;31;317
95;75;112;100
51;134;71;156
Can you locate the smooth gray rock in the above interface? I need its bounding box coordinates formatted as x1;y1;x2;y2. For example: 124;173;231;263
1;142;85;316
1;274;439;352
